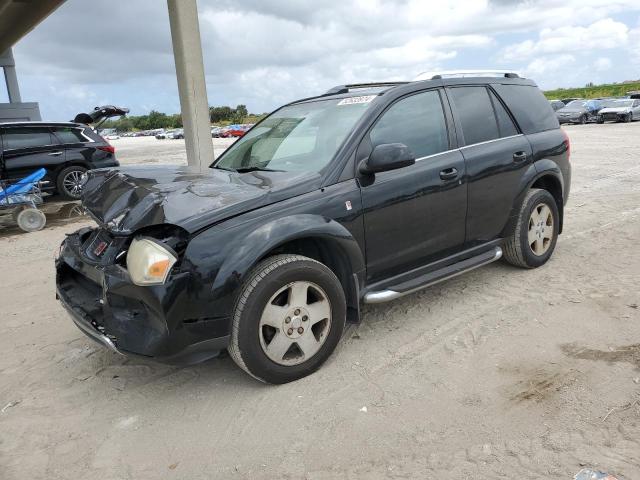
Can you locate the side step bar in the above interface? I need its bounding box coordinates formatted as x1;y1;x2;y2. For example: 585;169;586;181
363;246;502;304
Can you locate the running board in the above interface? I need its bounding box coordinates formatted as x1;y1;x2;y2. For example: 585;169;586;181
363;246;502;304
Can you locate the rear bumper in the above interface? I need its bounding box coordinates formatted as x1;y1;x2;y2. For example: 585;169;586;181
56;229;230;365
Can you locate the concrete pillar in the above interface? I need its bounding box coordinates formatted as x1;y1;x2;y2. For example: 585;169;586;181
1;49;22;103
167;0;214;171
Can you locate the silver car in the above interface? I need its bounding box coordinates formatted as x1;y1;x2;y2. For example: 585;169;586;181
597;99;640;123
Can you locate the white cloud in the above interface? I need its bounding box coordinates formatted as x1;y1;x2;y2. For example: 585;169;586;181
594;57;612;71
525;54;576;77
501;18;629;61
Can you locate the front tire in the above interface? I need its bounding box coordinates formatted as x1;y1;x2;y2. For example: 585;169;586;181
228;254;346;384
503;188;559;269
624;113;632;123
578;115;587;125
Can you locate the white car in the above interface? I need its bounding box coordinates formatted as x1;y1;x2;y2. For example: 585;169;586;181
597;99;640;123
105;134;120;140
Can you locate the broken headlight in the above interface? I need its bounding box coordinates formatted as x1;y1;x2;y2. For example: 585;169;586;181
126;237;177;286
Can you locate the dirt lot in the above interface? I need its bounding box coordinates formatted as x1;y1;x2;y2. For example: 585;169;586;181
1;126;639;479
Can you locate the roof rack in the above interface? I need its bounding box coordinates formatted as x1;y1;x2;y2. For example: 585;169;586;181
324;82;409;95
413;70;521;81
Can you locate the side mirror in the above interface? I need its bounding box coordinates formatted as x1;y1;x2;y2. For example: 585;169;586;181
359;143;416;175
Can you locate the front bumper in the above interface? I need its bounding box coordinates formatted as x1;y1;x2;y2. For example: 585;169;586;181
599;112;627;122
56;229;230;365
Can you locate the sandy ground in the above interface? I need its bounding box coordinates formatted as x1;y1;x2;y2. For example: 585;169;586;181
1;125;639;479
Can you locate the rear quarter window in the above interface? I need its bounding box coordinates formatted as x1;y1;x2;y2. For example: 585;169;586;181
53;127;87;144
492;84;559;134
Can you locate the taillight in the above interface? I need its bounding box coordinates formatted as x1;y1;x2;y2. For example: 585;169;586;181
561;129;570;161
98;145;115;154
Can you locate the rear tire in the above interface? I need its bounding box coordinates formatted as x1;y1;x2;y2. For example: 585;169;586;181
57;166;87;200
503;188;559;269
228;254;346;384
579;115;587;125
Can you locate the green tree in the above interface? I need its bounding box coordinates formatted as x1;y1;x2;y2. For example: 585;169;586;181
209;106;233;123
231;104;248;124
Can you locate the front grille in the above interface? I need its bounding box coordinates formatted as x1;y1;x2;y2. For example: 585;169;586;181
81;228;127;265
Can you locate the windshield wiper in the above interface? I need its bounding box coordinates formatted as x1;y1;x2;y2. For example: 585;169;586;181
234;166;284;173
213;165;237;172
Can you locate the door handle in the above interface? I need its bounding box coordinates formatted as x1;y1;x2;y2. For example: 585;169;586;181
48;151;63;156
513;151;528;163
439;167;458;180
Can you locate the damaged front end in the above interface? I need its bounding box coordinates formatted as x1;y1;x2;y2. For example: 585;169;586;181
55;163;316;364
55;222;228;364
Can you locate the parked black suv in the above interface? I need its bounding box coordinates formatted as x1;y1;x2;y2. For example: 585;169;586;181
0;106;127;199
56;73;570;383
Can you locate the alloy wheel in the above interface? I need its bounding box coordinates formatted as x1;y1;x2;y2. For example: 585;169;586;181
62;170;85;198
528;203;554;256
258;281;332;366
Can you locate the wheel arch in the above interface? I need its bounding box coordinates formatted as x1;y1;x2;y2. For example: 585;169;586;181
257;234;363;323
502;163;565;237
530;172;564;233
195;214;365;323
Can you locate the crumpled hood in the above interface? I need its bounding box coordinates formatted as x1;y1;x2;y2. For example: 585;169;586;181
81;165;321;234
598;107;631;114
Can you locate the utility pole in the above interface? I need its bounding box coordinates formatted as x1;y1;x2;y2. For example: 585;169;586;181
167;0;214;171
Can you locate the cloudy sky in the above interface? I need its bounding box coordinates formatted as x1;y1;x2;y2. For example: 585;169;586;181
3;0;640;120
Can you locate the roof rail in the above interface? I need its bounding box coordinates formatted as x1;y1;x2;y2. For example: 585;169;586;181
413;70;521;81
325;81;409;95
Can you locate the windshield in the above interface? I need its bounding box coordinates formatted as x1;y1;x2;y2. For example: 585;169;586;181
566;100;586;108
602;99;633;107
213;97;374;173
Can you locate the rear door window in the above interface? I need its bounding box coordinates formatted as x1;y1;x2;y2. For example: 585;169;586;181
52;127;87;144
448;86;500;146
489;90;519;137
2;127;56;150
369;89;449;158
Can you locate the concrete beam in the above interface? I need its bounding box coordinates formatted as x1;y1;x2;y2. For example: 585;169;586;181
2;49;21;103
0;0;66;53
167;0;214;171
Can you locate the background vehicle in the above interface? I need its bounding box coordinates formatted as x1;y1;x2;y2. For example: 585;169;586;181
0;121;119;200
57;72;570;384
169;129;184;139
596;98;640;123
220;124;252;138
211;126;223;137
155;129;168;139
556;99;602;124
549;100;565;111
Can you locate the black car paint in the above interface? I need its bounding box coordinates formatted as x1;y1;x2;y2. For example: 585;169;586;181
56;76;570;365
0;122;119;192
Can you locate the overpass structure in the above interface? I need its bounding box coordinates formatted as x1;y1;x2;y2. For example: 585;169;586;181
0;0;213;169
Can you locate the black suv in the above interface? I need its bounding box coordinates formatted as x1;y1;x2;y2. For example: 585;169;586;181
56;73;570;383
0;106;126;199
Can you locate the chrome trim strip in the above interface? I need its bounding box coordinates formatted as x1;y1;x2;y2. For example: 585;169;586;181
458;134;523;150
363;247;502;304
414;149;454;162
413;134;524;163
